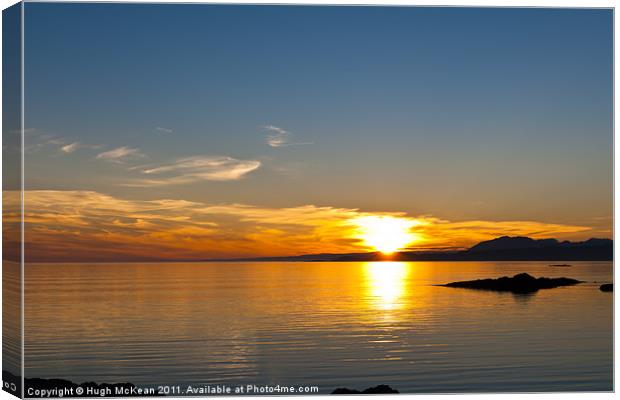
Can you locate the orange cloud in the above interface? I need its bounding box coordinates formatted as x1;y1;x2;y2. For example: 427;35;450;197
2;190;595;262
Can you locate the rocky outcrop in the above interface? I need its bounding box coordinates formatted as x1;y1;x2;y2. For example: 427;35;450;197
440;273;581;294
332;385;399;394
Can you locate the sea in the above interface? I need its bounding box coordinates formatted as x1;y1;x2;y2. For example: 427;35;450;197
5;260;613;393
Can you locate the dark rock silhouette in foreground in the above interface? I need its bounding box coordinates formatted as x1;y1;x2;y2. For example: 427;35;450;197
440;273;581;294
600;283;613;292
332;385;399;394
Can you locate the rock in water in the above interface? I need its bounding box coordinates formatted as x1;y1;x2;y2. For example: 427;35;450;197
332;385;399;394
441;273;581;294
600;283;613;292
361;385;399;394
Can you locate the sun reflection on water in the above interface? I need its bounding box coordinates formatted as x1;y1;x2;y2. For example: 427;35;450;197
364;262;409;311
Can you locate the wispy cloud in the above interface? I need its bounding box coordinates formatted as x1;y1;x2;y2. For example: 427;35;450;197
123;156;261;186
96;146;145;163
9;127;37;135
155;126;173;134
18;129;104;155
60;142;81;154
20;130;70;153
264;125;313;148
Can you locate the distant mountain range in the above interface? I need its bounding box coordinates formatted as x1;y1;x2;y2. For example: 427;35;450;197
217;236;613;262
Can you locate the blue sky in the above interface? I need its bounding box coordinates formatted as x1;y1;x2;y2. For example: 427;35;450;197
14;4;613;258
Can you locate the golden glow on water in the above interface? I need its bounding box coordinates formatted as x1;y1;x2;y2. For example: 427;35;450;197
21;261;612;391
364;262;409;310
352;216;420;254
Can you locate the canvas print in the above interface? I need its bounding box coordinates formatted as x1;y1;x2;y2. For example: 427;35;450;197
2;3;613;398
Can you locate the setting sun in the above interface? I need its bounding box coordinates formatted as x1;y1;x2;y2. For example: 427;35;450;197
352;216;419;254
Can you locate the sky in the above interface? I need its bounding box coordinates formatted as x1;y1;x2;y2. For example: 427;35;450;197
6;4;613;261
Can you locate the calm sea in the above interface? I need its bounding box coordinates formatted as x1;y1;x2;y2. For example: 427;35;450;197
16;261;613;393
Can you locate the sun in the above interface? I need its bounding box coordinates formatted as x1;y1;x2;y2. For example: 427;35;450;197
352;216;419;255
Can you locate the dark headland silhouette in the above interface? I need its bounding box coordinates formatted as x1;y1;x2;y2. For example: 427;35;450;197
219;236;613;262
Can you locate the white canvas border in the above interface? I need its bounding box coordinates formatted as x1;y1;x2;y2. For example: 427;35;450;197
0;1;615;400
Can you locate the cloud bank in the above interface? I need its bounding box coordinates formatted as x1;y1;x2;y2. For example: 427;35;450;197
6;190;594;262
